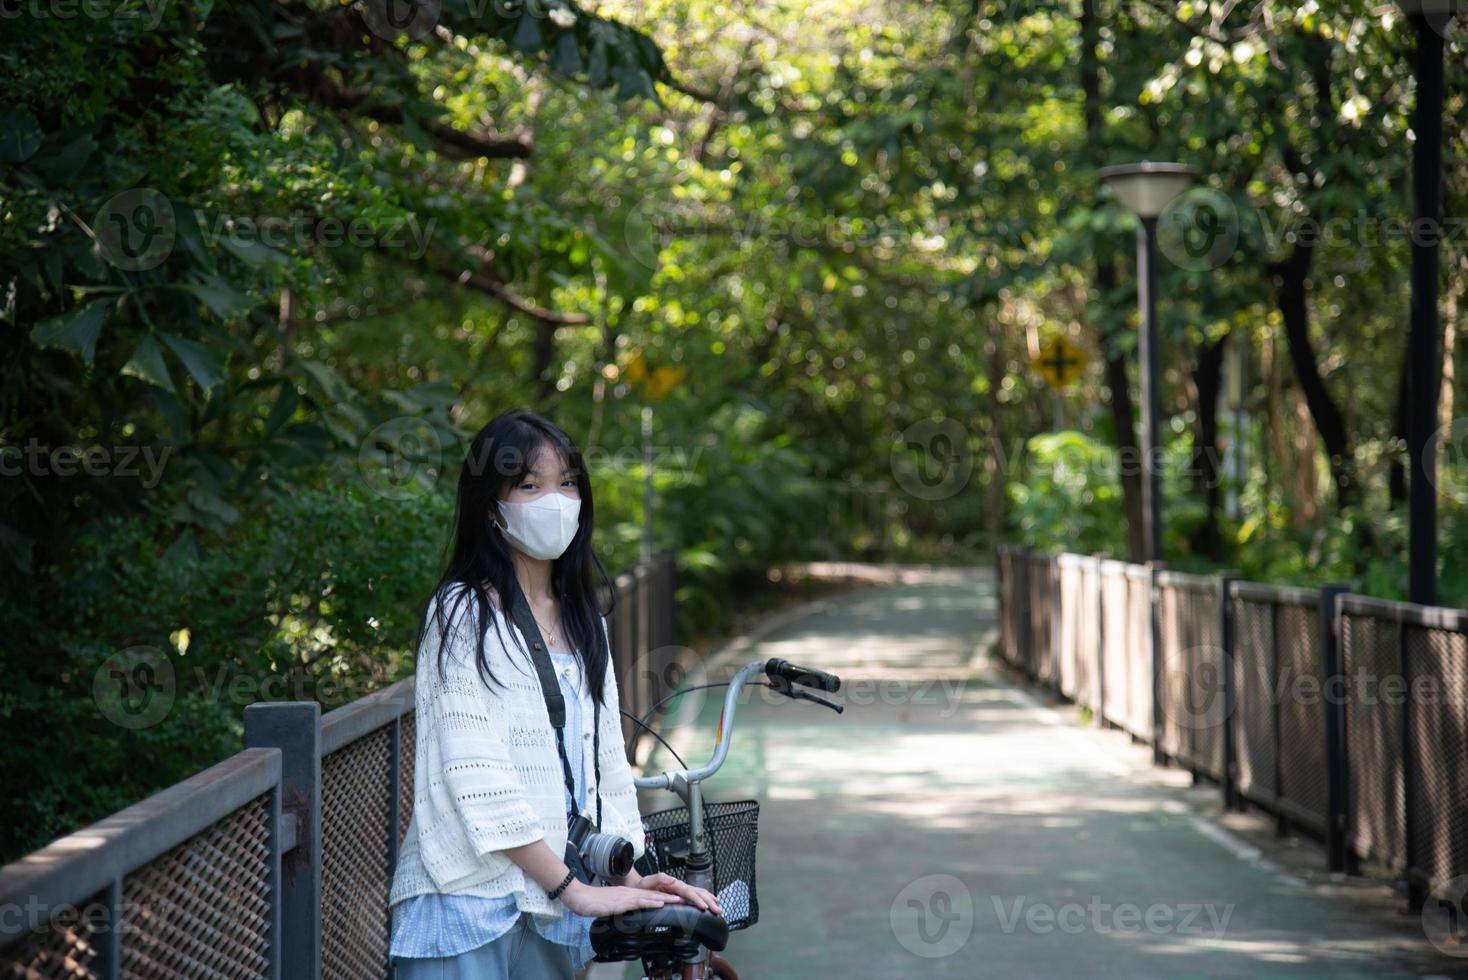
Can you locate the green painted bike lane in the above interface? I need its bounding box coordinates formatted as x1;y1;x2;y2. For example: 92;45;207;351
608;573;1467;979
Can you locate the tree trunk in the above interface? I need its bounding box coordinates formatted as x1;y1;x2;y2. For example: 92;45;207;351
1441;255;1460;432
1081;0;1145;561
531;318;558;400
1271;239;1358;508
1390;350;1409;505
983;324;1008;549
1189;333;1227;560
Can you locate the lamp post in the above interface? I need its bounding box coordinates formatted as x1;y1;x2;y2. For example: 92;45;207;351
1098;161;1195;563
1398;0;1447;609
1394;0;1448;918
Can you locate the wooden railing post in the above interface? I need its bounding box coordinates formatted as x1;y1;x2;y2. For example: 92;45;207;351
1148;561;1166;766
1218;572;1240;811
245;702;322;980
1092;555;1106;721
1399;610;1424;914
1319;584;1348;874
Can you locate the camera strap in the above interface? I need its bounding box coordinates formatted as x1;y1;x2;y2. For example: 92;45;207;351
505;576;602;829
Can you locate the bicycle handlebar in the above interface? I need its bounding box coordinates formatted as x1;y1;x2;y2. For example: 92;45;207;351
633;658;843;791
764;657;842;693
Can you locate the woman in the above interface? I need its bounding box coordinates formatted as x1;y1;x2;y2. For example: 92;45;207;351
387;408;721;978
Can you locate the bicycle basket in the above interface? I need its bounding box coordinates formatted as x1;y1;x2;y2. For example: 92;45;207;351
634;800;759;931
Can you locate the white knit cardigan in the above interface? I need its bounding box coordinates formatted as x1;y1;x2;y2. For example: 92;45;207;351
387;584;647;917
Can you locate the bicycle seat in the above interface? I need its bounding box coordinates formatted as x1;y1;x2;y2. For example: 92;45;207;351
589;906;730;963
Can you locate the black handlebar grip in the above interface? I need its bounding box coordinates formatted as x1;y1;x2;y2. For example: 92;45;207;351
590;906;730;959
765;657;842;693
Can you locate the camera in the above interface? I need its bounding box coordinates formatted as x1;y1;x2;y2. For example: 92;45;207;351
566;811;635;880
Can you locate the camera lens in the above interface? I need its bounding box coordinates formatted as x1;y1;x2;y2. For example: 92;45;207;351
581;831;635;879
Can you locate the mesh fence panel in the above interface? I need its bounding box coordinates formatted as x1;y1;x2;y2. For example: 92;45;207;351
1010;550;1024;666
1406;624;1468;894
1231;596;1276;804
321;727;392;980
398;712;416;848
612;587;639;744
1158;583;1187;761
119;793;273;980
1;890;110;980
1157;580;1223;777
1342;611;1405;872
1017;554;1033;676
1028;557;1054;683
1188;586;1224;781
998;550;1017;663
1276;600;1326;831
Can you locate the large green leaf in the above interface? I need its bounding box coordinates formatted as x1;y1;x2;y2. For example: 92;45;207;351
122;334;175;391
161;332;227;390
0;107;42;163
30;300;112;364
510;13;543;53
298;360;355;404
178;279;253;320
551;30;585;75
263;384;299;438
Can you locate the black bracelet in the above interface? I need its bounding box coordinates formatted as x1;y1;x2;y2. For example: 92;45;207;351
547;870;576;901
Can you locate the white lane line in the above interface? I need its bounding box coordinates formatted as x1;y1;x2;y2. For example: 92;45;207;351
1001;676;1310;890
1188;815;1307;888
1003;683;1132;778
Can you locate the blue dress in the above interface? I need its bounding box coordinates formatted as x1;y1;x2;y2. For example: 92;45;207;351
390;649;599;970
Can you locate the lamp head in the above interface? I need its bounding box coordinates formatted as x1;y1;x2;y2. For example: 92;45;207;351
1098;161;1196;219
1393;0;1461;33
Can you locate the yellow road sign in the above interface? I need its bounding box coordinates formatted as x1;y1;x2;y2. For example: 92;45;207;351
1032;335;1089;391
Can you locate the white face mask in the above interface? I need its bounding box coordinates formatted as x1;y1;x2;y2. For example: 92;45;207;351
496;492;582;560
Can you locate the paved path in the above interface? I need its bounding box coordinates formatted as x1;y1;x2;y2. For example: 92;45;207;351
603;571;1467;978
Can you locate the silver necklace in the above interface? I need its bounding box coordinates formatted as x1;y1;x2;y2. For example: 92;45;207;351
532;609;561;647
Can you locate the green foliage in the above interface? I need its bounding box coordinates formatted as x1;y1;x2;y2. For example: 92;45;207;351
0;479;451;861
1007;429;1127;556
4;0;1467;864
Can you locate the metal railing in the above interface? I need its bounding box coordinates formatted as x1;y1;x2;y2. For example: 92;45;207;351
997;545;1468;913
0;550;678;980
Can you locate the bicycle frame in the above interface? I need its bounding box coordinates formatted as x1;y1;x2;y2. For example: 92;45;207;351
635;660;766;856
625;657;841;979
631;659;768;979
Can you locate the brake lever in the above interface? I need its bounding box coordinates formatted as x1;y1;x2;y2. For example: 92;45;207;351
788;685;844;714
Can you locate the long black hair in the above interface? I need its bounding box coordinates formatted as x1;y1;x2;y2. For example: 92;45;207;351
420;408;617;706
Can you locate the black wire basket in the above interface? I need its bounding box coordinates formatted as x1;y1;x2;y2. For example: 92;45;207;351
633;799;760;931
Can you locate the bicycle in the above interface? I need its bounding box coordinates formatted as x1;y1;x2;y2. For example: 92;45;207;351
588;657;845;979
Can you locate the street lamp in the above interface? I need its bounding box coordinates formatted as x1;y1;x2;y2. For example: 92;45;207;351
1396;0;1448;611
1098;161;1195;563
1395;0;1448;918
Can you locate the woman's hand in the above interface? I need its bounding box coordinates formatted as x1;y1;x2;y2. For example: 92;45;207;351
559;880;685;918
632;872;724;916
